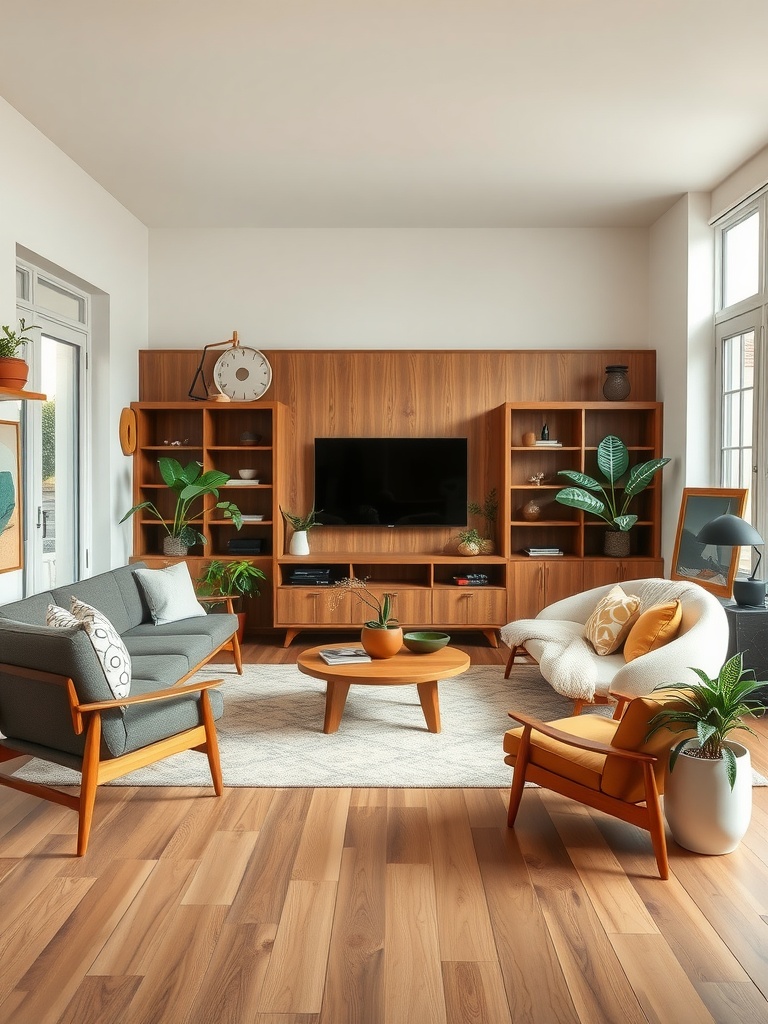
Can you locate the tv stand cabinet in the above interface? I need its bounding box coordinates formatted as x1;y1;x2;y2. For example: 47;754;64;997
275;554;507;647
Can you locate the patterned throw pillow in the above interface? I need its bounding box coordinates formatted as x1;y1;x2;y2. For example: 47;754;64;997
584;584;641;656
47;598;132;700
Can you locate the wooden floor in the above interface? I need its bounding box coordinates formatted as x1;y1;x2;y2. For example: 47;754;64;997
1;634;768;1024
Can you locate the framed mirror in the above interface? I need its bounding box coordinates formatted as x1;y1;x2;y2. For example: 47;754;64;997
671;487;748;597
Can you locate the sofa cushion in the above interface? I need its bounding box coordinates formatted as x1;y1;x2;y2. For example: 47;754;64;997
130;654;195;687
113;562;150;628
624;600;682;662
504;714;615;791
52;573;133;635
0;591;56;625
122;632;216;672
123;614;237;648
133;562;207;626
117;677;224;757
584;584;640;655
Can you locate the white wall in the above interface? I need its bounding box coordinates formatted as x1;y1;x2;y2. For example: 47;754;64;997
0;98;148;601
649;193;715;571
149;228;650;349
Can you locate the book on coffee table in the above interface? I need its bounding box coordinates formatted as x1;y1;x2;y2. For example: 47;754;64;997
319;647;372;665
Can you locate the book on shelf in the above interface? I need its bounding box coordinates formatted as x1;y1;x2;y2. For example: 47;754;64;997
523;547;564;556
534;440;562;447
319;647;372;665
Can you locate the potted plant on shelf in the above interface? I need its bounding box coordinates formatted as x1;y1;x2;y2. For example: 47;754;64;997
196;559;267;642
555;434;670;557
0;318;39;390
120;458;242;556
645;653;767;855
456;527;484;556
468;488;498;553
330;577;403;658
280;506;322;556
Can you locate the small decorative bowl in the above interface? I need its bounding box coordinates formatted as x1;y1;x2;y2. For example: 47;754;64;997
403;631;450;654
239;432;262;446
238;469;258;480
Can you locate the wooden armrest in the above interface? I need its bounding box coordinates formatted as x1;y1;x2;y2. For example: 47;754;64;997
507;711;657;764
77;677;224;713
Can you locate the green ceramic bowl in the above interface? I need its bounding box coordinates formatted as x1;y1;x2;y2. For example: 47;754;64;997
403;631;450;654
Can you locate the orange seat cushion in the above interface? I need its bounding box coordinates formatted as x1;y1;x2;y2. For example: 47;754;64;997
623;600;682;662
504;714;618;791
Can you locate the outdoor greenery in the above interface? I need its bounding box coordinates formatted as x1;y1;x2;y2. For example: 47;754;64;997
42;400;55;480
646;653;767;789
555;434;669;532
120;458;242;547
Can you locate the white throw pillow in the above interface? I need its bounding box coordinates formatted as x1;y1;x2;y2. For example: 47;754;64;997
133;561;207;626
584;584;641;656
47;600;132;700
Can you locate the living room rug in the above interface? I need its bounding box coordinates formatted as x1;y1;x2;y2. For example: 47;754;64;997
11;664;768;789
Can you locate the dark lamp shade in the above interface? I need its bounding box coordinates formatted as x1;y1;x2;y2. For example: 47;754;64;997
695;514;763;548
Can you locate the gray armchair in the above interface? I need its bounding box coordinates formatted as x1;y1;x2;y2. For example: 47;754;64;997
0;619;224;855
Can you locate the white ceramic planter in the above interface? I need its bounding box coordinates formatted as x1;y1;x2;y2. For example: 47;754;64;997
663;740;752;855
289;529;310;556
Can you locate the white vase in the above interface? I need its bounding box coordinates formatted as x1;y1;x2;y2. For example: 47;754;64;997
289;529;310;556
663;740;752;854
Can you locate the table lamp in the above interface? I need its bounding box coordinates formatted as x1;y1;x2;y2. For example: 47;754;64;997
696;513;765;606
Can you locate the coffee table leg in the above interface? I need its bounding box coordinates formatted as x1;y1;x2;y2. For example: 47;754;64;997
324;680;351;733
417;681;441;733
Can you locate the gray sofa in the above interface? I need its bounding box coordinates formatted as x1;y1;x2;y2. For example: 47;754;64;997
0;562;239;854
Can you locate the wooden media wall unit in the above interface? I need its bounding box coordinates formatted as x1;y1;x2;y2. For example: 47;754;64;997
134;349;663;643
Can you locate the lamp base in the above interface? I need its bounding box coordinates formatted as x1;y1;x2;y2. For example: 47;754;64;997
732;578;767;607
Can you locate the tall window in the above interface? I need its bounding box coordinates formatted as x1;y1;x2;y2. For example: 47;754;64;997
715;198;766;570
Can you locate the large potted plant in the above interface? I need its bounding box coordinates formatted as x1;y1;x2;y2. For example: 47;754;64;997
330;577;403;658
555;434;670;557
121;458;242;555
0;318;38;390
197;559;267;642
646;653;767;854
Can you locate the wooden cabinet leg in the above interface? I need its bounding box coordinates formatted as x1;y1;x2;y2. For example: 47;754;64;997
323;680;351;733
417;681;441;733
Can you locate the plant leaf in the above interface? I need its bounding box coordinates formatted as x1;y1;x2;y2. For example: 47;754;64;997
555;488;608;520
613;514;637;531
557;469;604;491
596;435;629;483
623;458;671;499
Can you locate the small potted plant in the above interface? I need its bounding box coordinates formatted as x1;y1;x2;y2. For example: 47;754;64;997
330;577;402;658
0;318;39;390
468;488;498;553
555;434;670;557
456;527;484;556
645;653;767;855
120;458;242;556
197;559;267;642
280;506;322;556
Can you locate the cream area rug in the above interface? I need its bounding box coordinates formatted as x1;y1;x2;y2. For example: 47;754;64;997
11;664;768;789
12;664;590;789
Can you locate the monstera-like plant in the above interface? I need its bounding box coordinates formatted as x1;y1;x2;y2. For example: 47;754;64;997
555;435;669;554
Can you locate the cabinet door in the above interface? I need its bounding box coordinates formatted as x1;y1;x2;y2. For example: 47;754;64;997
433;588;506;625
364;586;432;628
276;588;351;626
583;559;664;591
543;560;584;607
508;561;544;620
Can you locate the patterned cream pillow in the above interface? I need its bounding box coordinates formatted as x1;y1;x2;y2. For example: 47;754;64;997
584;584;641;656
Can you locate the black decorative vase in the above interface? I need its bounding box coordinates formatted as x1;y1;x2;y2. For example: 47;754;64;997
603;365;631;401
604;529;631;558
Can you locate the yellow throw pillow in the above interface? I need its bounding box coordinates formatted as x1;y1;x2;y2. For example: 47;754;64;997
623;600;682;662
584;584;641;656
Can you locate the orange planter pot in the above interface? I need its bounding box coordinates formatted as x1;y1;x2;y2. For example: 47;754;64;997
361;625;403;659
0;357;29;390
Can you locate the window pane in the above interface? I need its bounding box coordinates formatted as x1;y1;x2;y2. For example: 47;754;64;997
15;266;29;301
722;393;740;447
36;278;86;323
743;388;753;450
723;335;741;390
723;211;759;306
721;449;739;488
742;329;755;387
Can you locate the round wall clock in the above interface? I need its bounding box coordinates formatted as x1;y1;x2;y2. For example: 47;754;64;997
212;346;272;402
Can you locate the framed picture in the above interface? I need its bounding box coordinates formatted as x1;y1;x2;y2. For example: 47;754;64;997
0;420;22;574
671;487;748;597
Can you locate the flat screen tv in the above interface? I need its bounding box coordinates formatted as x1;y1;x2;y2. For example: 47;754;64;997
314;437;468;527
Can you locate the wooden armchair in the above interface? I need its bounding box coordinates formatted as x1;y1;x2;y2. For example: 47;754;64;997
0;664;224;856
504;691;685;879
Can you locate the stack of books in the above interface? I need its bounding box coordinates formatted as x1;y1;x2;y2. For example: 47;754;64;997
319;647;372;665
534;439;562;447
523;546;564;557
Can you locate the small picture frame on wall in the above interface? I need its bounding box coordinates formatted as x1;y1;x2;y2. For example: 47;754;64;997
670;487;748;597
0;420;22;574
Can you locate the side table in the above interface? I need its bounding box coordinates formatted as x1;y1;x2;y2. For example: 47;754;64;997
723;603;768;704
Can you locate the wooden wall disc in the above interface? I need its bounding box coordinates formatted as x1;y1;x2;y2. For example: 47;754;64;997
119;407;137;455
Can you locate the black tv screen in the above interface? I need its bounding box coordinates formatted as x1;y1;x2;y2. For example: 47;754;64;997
314;437;468;527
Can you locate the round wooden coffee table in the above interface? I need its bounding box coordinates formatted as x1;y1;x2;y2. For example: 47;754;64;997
297;643;471;734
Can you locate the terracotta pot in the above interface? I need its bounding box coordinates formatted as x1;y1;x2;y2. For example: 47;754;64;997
361;625;403;659
0;356;29;390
